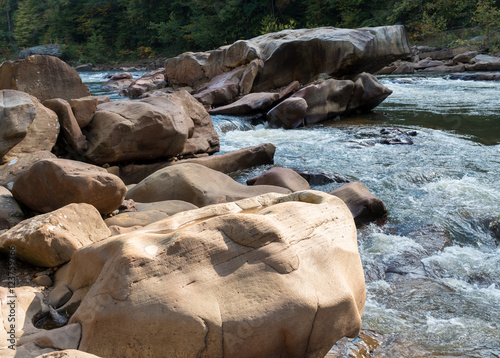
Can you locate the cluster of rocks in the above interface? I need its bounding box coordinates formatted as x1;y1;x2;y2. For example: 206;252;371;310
99;26;411;128
0;26;405;358
378;45;500;78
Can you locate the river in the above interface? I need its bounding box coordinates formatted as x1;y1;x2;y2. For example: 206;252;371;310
81;72;500;357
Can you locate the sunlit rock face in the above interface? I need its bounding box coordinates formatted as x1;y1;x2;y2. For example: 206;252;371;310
55;191;365;358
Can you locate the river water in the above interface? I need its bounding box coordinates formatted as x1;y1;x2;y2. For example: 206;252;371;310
81;72;500;357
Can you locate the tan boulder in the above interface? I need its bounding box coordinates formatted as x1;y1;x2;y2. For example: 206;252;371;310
69;96;98;128
267;97;308;129
0;151;57;190
330;182;387;225
43;98;88;154
292;79;355;125
0;186;24;230
102;72;133;88
120;68;166;98
164;52;210;87
0;203;111;267
119;143;276;185
57;190;365;358
85;91;218;165
0;90;37;159
239;59;264;95
247;167;310;192
0;55;91;101
193;67;245;106
125;162;290;206
12;158;127;214
135;200;198;214
208;92;279;115
3;95;60;161
251;26;410;91
104;210;170;228
346;73;393;114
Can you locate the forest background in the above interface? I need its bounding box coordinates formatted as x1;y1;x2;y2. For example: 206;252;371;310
0;0;499;64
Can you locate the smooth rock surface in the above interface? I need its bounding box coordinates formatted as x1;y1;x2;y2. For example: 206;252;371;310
0;55;91;101
0;203;111;267
12;158;127;214
267;97;308;129
247;167;311;192
57;191;365;358
0;186;24;230
126;162;290;206
69;96;98;129
0;151;57;189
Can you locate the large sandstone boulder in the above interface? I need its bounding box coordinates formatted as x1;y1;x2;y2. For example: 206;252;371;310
102;72;134;88
247;167;311;192
120;68;166;98
0;90;37;159
292;79;355;125
165;52;210;87
251;26;410;91
0;203;111;267
267;97;308;129
118;143;276;185
54;190;365;358
69;96;98;129
43;98;88;154
0;55;91;101
193;67;245;106
346;73;393;114
330;182;387;225
2;93;60;161
208;92;279;115
126;162;290;206
18;44;62;59
84;90;219;165
12;158;127;214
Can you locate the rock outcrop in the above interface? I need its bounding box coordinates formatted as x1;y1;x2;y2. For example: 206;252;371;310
52;190;365;358
0;203;110;267
84;90;219;165
125;162;290;206
12;158;127;214
0;55;91;101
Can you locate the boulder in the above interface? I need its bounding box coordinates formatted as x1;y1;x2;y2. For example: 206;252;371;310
452;50;479;65
0;203;110;267
12;158;127;214
102;72;134;89
135;200;198;215
0;55;91;101
43;98;88;154
84;91;218;165
2;94;60;161
247;167;310;192
418;48;453;61
118;143;276;185
292;79;355;125
165;52;210;87
18;44;62;59
414;59;445;69
267;97;308;129
120;68;166;98
239;59;264;95
0;186;24;229
330;182;387;225
418;64;466;73
466;54;500;71
0;90;37;159
193;67;245;106
69;96;98;129
208;92;279;115
104;210;170;228
54;190;365;358
251;26;410;91
449;73;500;81
392;62;414;74
204;40;262;79
346;73;393;114
126;162;291;206
0;151;57;190
74;64;93;72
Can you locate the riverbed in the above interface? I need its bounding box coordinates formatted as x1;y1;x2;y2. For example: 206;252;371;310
82;72;500;357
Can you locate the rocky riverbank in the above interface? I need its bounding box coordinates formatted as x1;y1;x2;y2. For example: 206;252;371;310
1;26;407;358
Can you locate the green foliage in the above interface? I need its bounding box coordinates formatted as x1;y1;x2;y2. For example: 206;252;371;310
0;0;498;63
473;0;500;50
